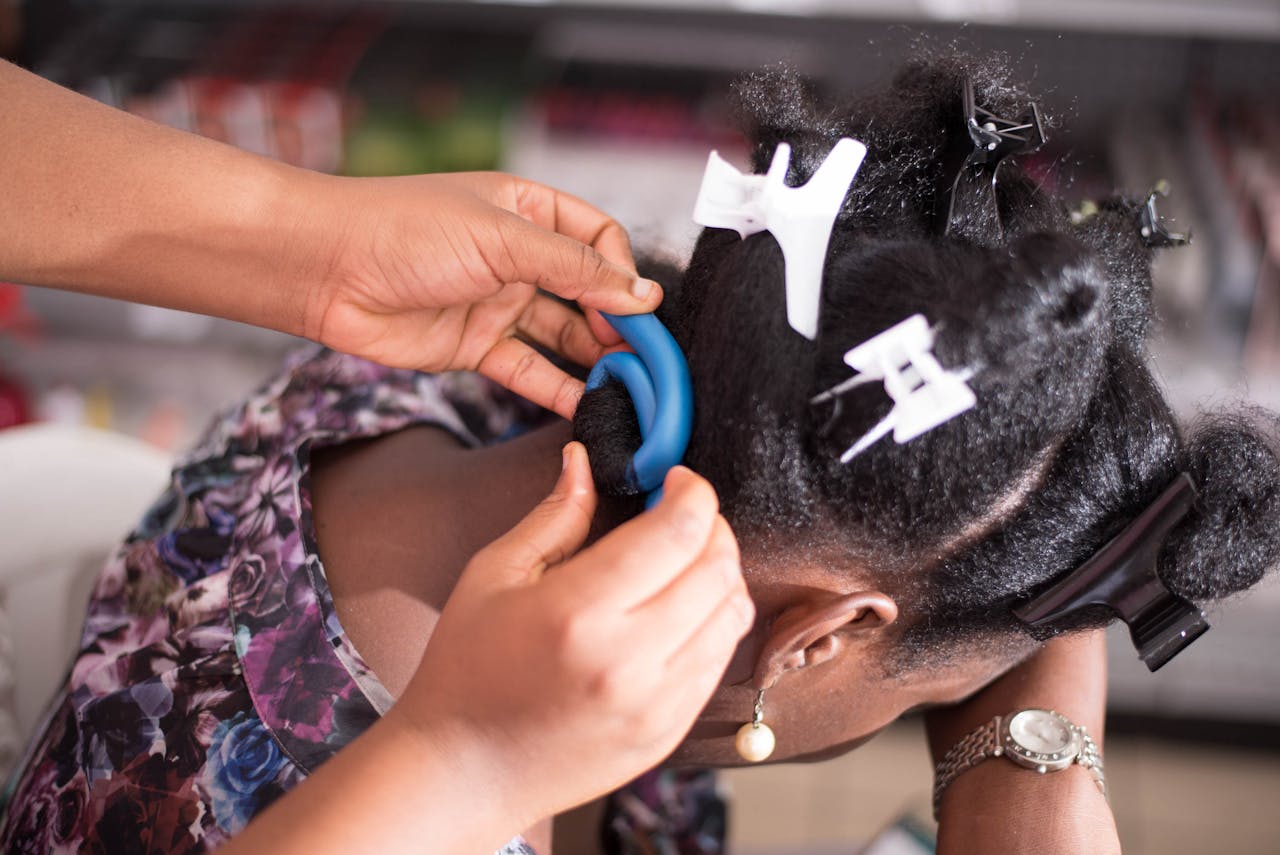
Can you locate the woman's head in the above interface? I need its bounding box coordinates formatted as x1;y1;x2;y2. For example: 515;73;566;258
574;56;1280;763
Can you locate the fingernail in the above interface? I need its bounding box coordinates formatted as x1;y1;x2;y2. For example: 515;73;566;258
561;444;572;473
631;278;656;301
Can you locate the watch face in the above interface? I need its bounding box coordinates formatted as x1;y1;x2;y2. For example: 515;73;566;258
1008;710;1073;755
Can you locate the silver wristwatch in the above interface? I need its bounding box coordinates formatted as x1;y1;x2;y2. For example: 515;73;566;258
932;708;1107;819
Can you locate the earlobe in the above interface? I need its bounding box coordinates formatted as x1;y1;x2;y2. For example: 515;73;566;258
752;591;898;689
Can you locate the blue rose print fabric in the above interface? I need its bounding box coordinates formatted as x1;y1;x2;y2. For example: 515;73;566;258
0;347;725;854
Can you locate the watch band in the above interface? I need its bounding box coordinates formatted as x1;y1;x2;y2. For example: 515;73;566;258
932;711;1107;820
932;715;1003;819
1076;728;1107;797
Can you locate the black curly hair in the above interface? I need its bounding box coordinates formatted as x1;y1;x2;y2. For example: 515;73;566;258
574;56;1280;666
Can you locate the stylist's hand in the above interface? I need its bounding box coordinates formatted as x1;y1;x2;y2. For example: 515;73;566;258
389;442;752;834
303;172;662;419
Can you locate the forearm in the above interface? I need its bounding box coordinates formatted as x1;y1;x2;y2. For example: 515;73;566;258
0;59;334;336
925;631;1120;855
217;710;528;855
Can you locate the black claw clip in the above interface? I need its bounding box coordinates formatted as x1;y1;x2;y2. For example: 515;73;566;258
944;77;1048;244
1137;181;1191;248
1012;474;1209;672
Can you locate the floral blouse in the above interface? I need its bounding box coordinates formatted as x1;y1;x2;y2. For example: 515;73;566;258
0;347;722;854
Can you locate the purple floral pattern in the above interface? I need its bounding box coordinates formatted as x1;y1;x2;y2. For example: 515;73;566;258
604;769;726;855
0;347;722;854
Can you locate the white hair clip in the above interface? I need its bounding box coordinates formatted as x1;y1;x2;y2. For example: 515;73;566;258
692;138;867;340
810;314;976;462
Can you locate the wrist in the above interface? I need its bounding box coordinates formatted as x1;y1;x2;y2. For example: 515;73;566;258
936;759;1119;855
381;704;536;842
148;151;326;339
223;705;536;855
274;167;359;346
926;634;1117;855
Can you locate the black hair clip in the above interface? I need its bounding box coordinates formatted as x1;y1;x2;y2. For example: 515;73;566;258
1136;181;1191;248
944;77;1048;244
1012;473;1208;671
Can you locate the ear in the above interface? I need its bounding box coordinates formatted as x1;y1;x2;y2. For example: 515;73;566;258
752;591;898;690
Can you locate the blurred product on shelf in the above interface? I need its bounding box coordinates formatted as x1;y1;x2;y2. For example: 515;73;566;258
1185;93;1267;355
118;9;383;173
0;373;30;430
0;284;35;430
343;81;510;176
36;383;85;428
1217;99;1280;374
505;50;743;257
0;283;38;341
536;86;734;144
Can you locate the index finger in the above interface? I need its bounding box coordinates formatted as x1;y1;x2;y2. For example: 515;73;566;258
511;177;637;272
545;466;724;610
510;178;663;320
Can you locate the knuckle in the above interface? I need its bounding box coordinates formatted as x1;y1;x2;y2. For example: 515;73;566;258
552;608;598;660
533;533;570;569
542;480;591;527
672;473;719;516
505;346;541;388
551;376;583;419
511;537;555;574
619;704;661;744
601;222;633;263
601;216;625;239
659;498;713;551
486;221;521;284
580;248;612;287
585;664;631;708
555;316;581;356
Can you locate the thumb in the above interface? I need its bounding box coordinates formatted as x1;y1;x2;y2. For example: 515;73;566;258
456;442;598;596
498;214;663;315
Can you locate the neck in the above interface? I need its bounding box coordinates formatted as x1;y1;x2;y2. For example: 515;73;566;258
313;419;579;697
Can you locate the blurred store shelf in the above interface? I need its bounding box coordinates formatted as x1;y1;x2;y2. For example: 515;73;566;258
1;291;297;451
506;0;1280;41
99;0;1280;42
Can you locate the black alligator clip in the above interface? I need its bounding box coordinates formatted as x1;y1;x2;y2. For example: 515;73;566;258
945;77;1048;244
1013;474;1209;672
1137;181;1192;248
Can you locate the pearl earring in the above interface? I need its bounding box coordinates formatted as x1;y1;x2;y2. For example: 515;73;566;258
735;689;776;762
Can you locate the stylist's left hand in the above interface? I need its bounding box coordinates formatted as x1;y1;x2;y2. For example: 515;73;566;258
300;172;661;419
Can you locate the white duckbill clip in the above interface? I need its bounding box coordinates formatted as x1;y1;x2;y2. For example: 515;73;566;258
692;137;867;340
811;314;977;462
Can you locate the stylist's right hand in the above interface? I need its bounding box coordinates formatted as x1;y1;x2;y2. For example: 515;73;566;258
389;441;752;838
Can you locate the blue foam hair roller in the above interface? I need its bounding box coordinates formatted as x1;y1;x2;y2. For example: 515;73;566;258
584;312;693;507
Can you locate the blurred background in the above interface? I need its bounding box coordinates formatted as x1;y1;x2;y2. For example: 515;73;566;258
0;1;1278;853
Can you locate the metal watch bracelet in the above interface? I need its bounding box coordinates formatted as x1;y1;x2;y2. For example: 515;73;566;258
932;712;1107;820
